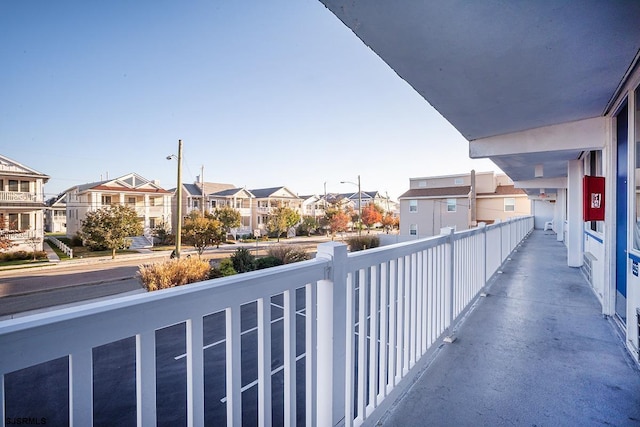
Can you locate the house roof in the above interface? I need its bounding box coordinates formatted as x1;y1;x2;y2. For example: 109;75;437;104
478;185;527;197
0;154;50;182
399;186;471;199
75;173;170;194
211;188;253;198
250;186;299;199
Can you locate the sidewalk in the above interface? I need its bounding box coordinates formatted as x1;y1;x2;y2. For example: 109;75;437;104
379;231;640;426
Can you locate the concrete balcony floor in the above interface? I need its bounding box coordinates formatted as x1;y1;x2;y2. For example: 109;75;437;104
381;231;640;426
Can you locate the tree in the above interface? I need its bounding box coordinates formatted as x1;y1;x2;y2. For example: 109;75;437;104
80;204;143;259
325;207;350;239
26;236;42;260
214;206;242;238
361;204;383;231
297;216;319;236
382;213;399;233
267;205;301;242
0;219;19;252
182;211;225;256
152;219;173;245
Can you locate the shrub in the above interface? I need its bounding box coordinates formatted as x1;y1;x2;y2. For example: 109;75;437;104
346;235;380;252
230;247;256;273
266;245;310;264
0;251;41;262
138;257;211;291
210;258;237;278
70;234;84;247
255;256;284;270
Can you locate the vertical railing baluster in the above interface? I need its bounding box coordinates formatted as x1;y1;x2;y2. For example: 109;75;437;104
402;255;411;375
357;268;366;420
409;253;417;368
136;330;156;427
186;317;204;427
226;306;242;426
388;259;398;389
344;272;355;427
257;297;272;427
70;350;92;427
283;289;297;426
305;283;316;427
367;265;378;416
378;261;389;401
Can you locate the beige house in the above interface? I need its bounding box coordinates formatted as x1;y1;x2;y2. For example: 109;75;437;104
249;187;302;235
0;154;49;252
399;171;530;237
66;173;172;246
209;187;254;237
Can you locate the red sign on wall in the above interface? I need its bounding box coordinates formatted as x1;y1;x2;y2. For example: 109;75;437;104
583;175;605;221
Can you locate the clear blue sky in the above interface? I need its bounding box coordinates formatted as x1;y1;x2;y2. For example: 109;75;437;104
1;0;497;201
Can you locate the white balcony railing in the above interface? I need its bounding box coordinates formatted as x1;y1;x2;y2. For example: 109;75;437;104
0;191;40;203
0;217;533;426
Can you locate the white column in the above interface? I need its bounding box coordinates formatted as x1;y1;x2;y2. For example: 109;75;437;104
567;160;584;267
555;189;566;242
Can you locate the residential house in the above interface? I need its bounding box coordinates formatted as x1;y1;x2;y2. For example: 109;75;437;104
0;154;49;252
44;193;67;234
300;194;326;221
170;181;235;231
399;171;530;237
65;173;172;245
249;186;302;235
209;187;254;237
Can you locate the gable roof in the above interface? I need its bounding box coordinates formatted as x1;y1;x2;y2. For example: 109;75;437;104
249;186;299;199
179;182;236;197
477;185;527;197
211;187;254;198
0;154;50;181
76;173;170;194
399;186;472;199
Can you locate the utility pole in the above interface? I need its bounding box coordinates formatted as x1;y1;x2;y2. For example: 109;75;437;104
176;140;183;258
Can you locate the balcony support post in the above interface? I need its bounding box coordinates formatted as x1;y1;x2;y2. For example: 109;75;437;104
316;242;348;426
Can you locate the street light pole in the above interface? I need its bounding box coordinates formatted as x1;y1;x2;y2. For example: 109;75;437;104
167;140;183;259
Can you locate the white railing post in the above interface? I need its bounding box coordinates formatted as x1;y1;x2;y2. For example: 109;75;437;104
479;222;487;285
440;227;455;342
316;242;348;427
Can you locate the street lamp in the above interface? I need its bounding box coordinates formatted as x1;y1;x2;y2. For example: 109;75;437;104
167;139;183;259
340;175;362;236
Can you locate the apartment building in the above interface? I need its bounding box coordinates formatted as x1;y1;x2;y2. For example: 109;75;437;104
399;171;530;237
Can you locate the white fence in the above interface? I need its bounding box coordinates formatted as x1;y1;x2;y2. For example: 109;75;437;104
0;216;533;426
46;236;73;258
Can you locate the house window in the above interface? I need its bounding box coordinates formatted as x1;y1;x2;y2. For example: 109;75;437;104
410;224;418;235
20;213;30;230
101;195;112;205
454;178;463;185
235;200;242;209
193;199;199;209
504;198;516;212
0;179;3;191
149;218;156;229
409;199;418;212
8;180;18;192
149;197;156;207
8;213;18;229
128;197;136;206
20;181;30;192
417;180;427;188
211;200;217;208
447;199;456;212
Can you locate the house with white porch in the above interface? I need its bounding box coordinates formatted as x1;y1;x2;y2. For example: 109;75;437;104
65;173;172;246
209;187;254;237
44;193;67;234
0;154;49;252
249;186;302;235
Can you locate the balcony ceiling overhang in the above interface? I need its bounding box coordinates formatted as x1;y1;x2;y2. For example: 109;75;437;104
320;1;640;194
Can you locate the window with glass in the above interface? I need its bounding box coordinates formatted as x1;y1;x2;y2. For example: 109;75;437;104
409;199;418;212
21;213;30;229
20;181;29;192
447;199;456;212
8;180;18;192
410;224;417;235
504;198;516;212
586;150;604;233
101;195;112;205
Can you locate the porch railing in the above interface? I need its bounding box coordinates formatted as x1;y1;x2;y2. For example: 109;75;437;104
0;216;533;426
0;191;40;203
